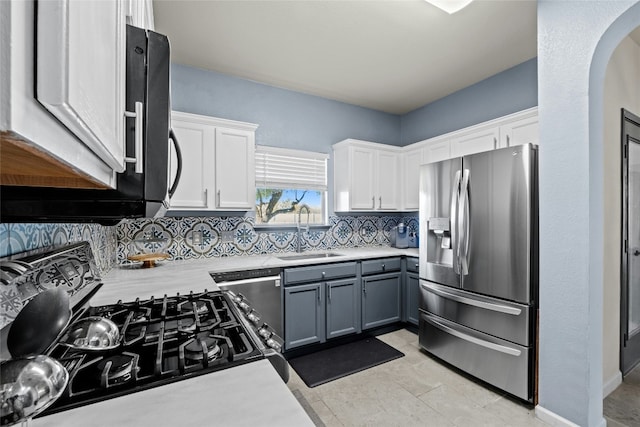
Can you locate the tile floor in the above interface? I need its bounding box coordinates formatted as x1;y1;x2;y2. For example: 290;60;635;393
287;328;548;427
604;363;640;427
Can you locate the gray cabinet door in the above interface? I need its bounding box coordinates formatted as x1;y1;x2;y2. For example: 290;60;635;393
284;283;325;349
362;272;401;330
326;278;361;339
406;272;420;326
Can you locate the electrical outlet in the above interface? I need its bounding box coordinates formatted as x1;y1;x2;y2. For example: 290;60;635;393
221;231;234;243
192;231;202;245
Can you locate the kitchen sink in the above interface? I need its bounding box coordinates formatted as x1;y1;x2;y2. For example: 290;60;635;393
277;252;343;261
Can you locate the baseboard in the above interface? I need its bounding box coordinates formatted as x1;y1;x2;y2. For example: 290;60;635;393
603;371;622;397
535;406;581;427
535;406;607;427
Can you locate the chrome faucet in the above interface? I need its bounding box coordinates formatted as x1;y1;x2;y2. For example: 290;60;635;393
296;204;311;253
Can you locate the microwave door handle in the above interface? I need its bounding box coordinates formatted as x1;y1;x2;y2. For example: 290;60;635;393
450;170;461;275
168;129;183;198
459;169;470;275
124;101;144;173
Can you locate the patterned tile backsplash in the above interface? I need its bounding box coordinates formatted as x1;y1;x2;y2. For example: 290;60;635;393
0;215;418;270
0;223;118;274
117;215;419;264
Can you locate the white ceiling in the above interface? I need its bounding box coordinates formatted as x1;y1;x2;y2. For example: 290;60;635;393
153;0;538;115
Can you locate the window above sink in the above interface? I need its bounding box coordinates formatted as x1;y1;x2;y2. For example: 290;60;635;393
255;146;329;226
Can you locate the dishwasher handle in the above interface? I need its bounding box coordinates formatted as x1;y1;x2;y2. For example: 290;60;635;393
214;275;281;287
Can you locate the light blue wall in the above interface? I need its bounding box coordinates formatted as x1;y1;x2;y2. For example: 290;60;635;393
171;64;402;152
400;58;538;145
537;1;639;426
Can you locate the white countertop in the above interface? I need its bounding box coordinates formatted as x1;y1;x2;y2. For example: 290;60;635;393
32;360;313;427
34;246;417;427
93;246;418;305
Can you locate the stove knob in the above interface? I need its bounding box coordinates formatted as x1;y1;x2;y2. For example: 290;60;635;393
238;301;250;312
247;310;261;324
266;337;282;352
258;326;272;339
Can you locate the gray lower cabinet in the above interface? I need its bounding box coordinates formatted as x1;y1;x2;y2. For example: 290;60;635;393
284;278;361;349
284;283;325;349
326;278;361;339
283;262;360;350
406;257;420;326
406;272;420;326
362;272;402;330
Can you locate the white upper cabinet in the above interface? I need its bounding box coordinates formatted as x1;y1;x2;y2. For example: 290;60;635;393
450;125;500;158
37;0;127;174
498;112;539;148
423;137;451;164
1;0;136;187
169;112;257;212
402;146;425;211
333;139;400;212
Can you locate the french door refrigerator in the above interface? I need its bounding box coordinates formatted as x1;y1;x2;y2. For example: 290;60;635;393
418;143;538;402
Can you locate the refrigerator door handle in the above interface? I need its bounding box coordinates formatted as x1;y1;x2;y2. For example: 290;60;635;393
421;282;522;316
425;314;522;357
450;170;462;274
459;168;470;275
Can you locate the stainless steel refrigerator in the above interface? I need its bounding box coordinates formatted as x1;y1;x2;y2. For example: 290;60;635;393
418;143;538;402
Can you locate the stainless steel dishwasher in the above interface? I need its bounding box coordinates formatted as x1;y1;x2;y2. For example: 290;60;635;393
211;267;283;338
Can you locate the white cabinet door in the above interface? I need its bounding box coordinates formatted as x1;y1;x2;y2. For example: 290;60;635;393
424;138;451;164
350;147;376;210
403;146;424;211
169;119;214;209
450;126;500;158
214;128;255;210
376;150;399;210
37;0;127;173
499;115;539;148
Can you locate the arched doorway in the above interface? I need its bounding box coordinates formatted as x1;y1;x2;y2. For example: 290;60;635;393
601;23;640;426
536;2;640;426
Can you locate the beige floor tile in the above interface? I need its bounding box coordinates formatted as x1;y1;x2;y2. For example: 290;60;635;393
484;396;549;427
309;399;342;426
419;384;511;427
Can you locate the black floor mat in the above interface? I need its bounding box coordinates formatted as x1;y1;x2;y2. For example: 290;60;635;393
287;337;404;388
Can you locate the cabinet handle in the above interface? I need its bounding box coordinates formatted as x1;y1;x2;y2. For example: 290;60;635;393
322;271;326;278
318;288;321;302
124;101;144;173
217;190;221;207
415;263;419;269
363;282;367;294
381;263;386;270
493;137;497;150
379;197;382;209
328;285;332;301
204;188;209;207
372;197;375;209
506;135;510;146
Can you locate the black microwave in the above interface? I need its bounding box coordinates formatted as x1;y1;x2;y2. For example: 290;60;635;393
0;25;182;225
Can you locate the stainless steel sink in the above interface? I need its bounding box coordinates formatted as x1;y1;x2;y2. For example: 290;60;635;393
277;252;343;261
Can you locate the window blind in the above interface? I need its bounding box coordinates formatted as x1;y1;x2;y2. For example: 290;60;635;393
255;146;328;191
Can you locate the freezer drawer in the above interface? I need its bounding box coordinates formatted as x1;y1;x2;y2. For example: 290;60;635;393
419;312;533;402
420;280;532;346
